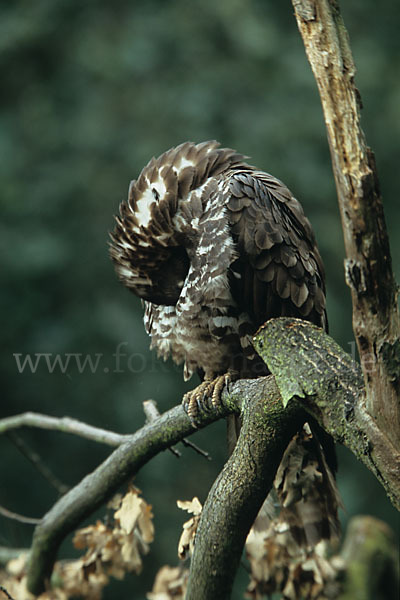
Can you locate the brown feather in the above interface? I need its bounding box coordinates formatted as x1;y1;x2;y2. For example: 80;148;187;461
110;141;338;579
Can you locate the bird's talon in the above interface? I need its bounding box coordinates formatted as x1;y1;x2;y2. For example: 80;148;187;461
182;372;235;425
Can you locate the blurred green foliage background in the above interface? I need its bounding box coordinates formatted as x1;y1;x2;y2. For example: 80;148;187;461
1;0;399;598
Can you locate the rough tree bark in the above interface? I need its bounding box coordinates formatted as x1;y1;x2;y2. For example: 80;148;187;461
25;319;399;596
185;377;306;600
185;320;400;599
188;0;399;596
292;0;400;447
254;319;400;510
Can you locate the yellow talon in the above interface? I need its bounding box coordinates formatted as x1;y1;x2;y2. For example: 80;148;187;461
182;372;234;426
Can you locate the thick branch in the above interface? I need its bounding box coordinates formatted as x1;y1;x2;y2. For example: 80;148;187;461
186;378;305;600
26;375;305;598
292;0;400;446
26;391;232;595
254;318;400;510
25;317;399;596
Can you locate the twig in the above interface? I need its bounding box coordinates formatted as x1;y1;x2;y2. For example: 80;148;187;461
143;399;212;460
0;505;40;525
7;431;69;495
0;412;130;446
180;438;212;460
0;586;16;600
142;399;163;422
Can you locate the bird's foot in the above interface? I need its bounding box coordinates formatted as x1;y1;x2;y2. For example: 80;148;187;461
183;372;233;427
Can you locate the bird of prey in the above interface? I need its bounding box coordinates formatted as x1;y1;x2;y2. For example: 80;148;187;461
110;141;340;575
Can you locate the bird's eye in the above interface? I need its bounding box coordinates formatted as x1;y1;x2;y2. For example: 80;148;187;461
152;187;160;201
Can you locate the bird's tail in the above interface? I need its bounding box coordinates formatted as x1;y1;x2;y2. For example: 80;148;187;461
245;422;342;598
267;423;340;544
227;417;342;597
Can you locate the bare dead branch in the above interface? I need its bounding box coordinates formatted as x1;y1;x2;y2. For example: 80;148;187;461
0;505;40;526
142;399;163;423
0;412;130;446
291;0;400;448
180;437;212;460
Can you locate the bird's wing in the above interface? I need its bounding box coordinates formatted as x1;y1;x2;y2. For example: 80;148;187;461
226;170;327;332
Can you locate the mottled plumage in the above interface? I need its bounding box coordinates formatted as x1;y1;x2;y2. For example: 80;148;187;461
110;141;327;384
110;141;340;573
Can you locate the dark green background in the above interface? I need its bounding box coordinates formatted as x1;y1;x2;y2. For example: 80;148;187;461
1;1;399;598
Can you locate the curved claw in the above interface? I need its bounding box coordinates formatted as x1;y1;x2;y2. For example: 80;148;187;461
182;373;233;427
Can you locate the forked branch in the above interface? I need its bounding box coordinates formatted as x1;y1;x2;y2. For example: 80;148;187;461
186;317;400;598
25;318;398;595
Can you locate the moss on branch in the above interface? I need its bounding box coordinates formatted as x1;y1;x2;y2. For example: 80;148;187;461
185;377;305;600
253;318;400;511
27;317;399;596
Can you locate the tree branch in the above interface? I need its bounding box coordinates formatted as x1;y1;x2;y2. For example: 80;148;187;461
291;0;400;447
25;318;398;596
185;377;305;600
26;398;227;595
0;505;40;526
0;412;131;447
187;317;399;599
254;318;400;510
